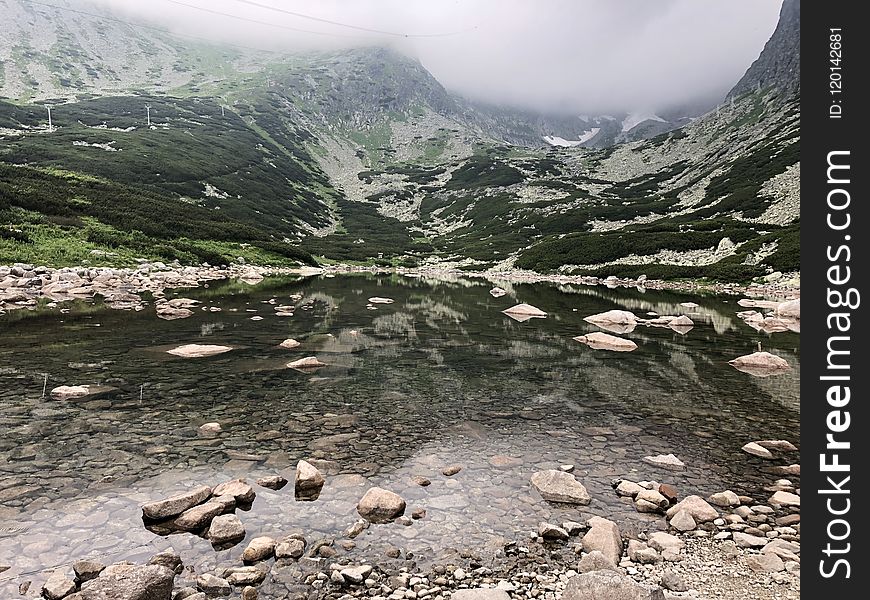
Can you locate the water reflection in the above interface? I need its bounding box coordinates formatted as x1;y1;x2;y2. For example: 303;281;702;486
0;274;799;592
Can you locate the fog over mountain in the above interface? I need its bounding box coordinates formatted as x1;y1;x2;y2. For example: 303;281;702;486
91;0;782;114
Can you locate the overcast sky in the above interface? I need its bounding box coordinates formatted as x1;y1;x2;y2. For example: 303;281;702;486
92;0;784;114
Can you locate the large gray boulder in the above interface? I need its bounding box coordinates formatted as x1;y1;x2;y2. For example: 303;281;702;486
563;571;664;600
80;564;175;600
530;470;591;505
141;486;212;520
581;517;623;566
357;487;406;522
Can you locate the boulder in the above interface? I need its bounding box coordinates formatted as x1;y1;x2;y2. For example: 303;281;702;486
339;565;373;584
635;489;669;511
146;552;181;575
539;522;569;540
668;510;696;532
489;287;507;298
212;479;255;504
615;480;644;498
275;537;306;559
241;536;276;562
647;532;684;555
172;498;230;530
166;344;232;358
577;550;618;573
530;470;591;505
627;540;660;564
279;339;301;349
775;299;800;319
563;571;664;600
708;490;741;508
728;352;791;376
287;356;327;370
756;440;798;452
256;475;288;490
747;553;785;573
573;332;637;352
42;570;77;600
659;572;688;592
502;303;547;318
741;442;773;459
73;561;105;584
769;490;801;507
581;516;622;566
583;310;638;326
666;495;718;523
207;514;245;545
733;532;768;548
198;422;222;436
80;564;175;600
49;385;117;401
295;460;325;492
357;487;406;522
225;567;266;586
142;486;212;520
196;573;230;596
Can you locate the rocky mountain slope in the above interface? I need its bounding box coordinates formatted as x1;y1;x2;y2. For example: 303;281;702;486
729;0;800;98
1;0;799;281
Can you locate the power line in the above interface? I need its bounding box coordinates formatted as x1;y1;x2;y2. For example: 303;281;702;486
161;0;366;39
19;0;282;54
226;0;473;38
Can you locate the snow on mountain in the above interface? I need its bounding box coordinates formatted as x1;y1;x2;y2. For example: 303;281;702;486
621;112;666;133
543;128;600;147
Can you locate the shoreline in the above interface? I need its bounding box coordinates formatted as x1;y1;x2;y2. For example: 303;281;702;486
0;261;800;316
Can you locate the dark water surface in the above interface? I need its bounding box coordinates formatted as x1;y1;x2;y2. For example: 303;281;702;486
0;274;799;593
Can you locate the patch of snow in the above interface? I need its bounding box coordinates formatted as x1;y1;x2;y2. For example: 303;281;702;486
621;112;666;133
543;128;600;147
72;140;119;152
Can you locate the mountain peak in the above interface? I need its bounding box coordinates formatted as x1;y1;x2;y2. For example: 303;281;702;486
728;0;800;98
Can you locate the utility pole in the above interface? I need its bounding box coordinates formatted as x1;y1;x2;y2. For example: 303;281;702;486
46;105;53;132
145;104;152;127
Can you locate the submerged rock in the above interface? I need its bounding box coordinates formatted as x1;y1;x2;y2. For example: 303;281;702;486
295;460;325;496
166;344;232;358
256;475;288;490
530;470;591;505
287;356;327;371
573;332;637;352
49;384;117;401
502;303;548;318
642;454;685;471
212;479;255;504
241;536;276;563
489;287;507;298
741;442;774;459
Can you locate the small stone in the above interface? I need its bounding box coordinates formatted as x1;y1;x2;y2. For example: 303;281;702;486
141;485;212;520
411;509;426;520
330;571;345;585
669;510;696;532
769;490;800;507
357;487;406;522
241;536;276;562
441;465;462;476
666;495;718;523
577;550;617;573
660;572;688;592
226;567;267;586
147;550;182;573
207;514;246;545
197;573;231;596
642;454;685;471
563;521;585;536
241;587;258;600
340;566;373;584
747;552;785;573
539;522;569;540
412;476;431;487
256;475;288;490
451;591;511;600
708;490;741;508
275;537;306;559
295;460;325;493
658;483;679;503
733;532;768;548
530;470;591;505
581;516;622;566
615;480;644;497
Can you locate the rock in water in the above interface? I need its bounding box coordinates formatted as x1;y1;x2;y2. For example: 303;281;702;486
668;510;696;532
49;384;118;401
573;332;637;352
583;310;638;326
741;442;774;458
368;297;394;304
775;298;800;319
42;571;77;600
241;537;276;563
769;490;801;507
196;573;231;596
80;563;175;600
212;479;256;504
295;460;325;499
166;344;233;358
173;497;234;531
530;470;591;505
287;356;327;371
539;522;569;540
207;514;246;545
73;561;106;584
642;454;686;471
279;339;301;349
502;303;548;317
256;475;288;490
357;487;406;522
141;486;212;520
581;516;622;566
563;570;664;600
489;287;507;298
728;351;791;376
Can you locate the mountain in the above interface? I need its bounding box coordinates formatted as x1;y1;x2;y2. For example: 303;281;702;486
728;0;800;98
0;0;799;281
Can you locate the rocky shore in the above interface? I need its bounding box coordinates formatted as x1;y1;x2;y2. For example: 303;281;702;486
11;447;799;600
0;261;799;318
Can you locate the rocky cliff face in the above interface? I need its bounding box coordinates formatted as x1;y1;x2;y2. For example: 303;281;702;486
728;0;800;98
